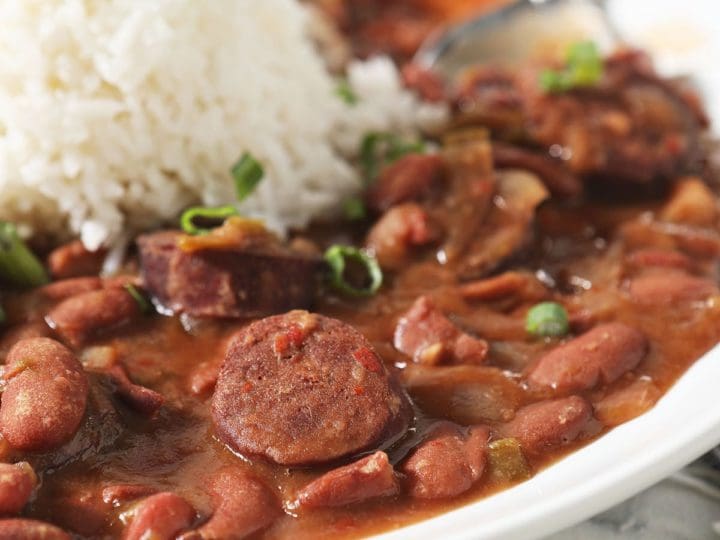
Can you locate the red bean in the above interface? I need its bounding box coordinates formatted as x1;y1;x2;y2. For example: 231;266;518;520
0;518;70;539
501;396;593;455
1;338;88;452
39;277;103;301
295;451;398;509
102;485;157;506
366;153;445;212
193;468;280;540
46;288;141;347
401;422;489;499
527;323;647;393
106;364;164;416
625;248;691;271
0;462;36;515
626;272;717;306
123;492;195;540
47;240;105;280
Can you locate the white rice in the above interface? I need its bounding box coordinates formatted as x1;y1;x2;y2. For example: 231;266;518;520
0;0;447;250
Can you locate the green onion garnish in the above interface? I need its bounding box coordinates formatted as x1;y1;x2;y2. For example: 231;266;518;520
539;41;603;93
124;284;153;314
525;301;569;338
342;197;366;221
180;205;239;236
324;245;383;297
231;152;264;202
360;132;426;183
336;79;358;105
0;221;49;288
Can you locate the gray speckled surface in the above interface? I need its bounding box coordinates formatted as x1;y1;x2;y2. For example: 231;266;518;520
547;452;720;540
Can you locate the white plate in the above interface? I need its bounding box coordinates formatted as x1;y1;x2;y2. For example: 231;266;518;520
376;1;720;538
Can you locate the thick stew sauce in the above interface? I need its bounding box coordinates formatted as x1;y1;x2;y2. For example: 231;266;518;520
1;50;720;539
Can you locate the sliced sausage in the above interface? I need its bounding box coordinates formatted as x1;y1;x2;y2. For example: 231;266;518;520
295;451;398;510
365;203;438;269
501;396;593;455
212;310;412;466
137;230;321;318
394;296;488;365
123;492;195;540
193;468;280;540
0;462;36;515
366;153;445;212
46;287;141;347
527;322;648;393
0;519;70;539
400;421;489;499
626;272;718;306
1;338;88;452
48;240;105;279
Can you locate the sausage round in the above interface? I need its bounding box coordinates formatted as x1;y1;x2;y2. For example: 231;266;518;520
1;338;88;452
212;310;412;466
527;322;647;393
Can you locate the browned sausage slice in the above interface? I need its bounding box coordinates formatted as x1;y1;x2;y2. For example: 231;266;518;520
394;296;488;365
193;468;280;540
0;462;36;515
0;519;70;539
123;492;195;540
400;421;489;499
527;322;647;393
501;396;593;455
137;230;321;319
1;338;88;452
295;451;398;509
212;311;412;466
46;288;141;347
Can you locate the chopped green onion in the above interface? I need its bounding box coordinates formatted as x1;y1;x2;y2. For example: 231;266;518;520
336;79;358;105
360;132;426;183
488;438;531;481
124;284;153;314
342;197;366;221
180;205;239;236
324;245;383;297
231;152;264;202
525;301;569;338
0;221;49;288
539;41;603;93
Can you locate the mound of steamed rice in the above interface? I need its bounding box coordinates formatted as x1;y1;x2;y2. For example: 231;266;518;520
0;0;445;250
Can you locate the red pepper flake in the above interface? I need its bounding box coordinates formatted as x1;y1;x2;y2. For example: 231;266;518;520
273;334;290;356
353;386;365;395
242;381;253;392
286;324;306;348
352;347;382;373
